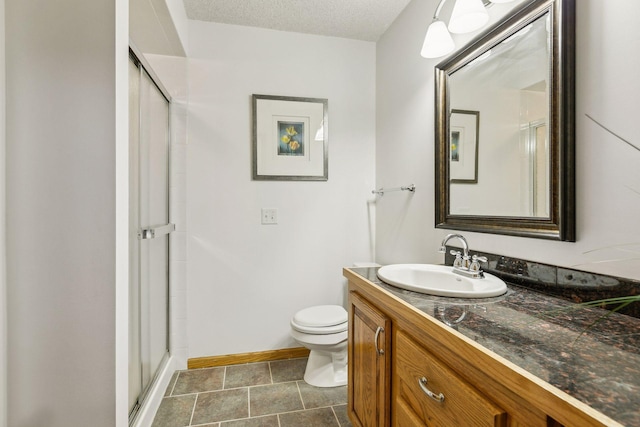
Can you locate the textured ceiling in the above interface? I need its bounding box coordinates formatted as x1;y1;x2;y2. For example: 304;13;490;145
182;0;413;41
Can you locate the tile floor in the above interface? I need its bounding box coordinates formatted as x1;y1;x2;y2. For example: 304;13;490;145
152;357;352;427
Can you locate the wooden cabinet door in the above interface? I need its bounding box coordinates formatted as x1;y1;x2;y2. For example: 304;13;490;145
348;291;392;427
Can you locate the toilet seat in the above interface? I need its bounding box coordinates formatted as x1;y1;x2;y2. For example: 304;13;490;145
291;320;348;335
291;305;348;335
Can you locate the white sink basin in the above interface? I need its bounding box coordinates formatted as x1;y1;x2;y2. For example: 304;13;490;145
376;264;507;298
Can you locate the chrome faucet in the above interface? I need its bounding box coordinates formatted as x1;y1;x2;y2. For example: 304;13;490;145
439;233;469;266
438;233;487;278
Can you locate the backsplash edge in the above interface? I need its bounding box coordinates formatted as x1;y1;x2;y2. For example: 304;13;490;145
445;247;640;318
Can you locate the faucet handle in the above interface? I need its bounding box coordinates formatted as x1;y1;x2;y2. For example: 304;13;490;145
469;255;488;273
450;250;463;268
472;255;488;263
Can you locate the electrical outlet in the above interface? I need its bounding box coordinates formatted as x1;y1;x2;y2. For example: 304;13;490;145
261;208;278;225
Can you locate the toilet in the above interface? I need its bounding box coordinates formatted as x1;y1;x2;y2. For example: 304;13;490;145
290;305;348;388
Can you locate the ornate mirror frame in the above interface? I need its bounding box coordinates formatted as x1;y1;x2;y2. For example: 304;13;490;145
435;0;575;241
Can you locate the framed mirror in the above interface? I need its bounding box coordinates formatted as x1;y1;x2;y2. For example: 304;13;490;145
435;0;575;241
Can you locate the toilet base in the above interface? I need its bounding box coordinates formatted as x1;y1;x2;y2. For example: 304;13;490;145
303;349;347;388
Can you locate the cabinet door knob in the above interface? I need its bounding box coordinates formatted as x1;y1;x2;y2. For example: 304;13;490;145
374;326;385;356
418;377;445;403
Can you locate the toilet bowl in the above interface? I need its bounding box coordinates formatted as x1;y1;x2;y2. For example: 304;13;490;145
290;305;348;388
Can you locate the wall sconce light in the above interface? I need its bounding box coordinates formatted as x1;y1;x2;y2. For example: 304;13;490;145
421;0;516;59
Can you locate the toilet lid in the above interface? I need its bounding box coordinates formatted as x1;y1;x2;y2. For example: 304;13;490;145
292;305;347;328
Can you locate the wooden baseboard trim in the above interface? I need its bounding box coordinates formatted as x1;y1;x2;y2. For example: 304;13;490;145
187;347;310;370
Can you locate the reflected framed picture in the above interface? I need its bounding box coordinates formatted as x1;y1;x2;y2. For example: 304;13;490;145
450;109;479;184
252;94;328;181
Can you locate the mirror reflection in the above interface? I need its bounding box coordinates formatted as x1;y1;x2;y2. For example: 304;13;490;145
435;0;575;241
449;13;550;217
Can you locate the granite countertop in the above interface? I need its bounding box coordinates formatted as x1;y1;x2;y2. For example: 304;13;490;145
350;267;640;427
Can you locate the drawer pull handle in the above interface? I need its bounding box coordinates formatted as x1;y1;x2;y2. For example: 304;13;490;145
374;326;384;355
418;377;445;403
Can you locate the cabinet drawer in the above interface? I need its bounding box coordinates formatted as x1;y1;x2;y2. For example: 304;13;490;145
393;330;507;427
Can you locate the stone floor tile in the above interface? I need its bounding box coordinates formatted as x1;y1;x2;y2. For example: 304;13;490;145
249;382;303;417
332;404;353;427
153;366;354;427
278;407;340;427
224;362;272;389
173;367;225;395
269;358;307;383
164;371;179;397
298;382;347;408
220;415;279;426
151;395;196;427
192;388;249;425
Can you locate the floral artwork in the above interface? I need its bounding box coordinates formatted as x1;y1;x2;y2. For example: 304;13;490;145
450;130;460;162
252;94;328;181
278;122;304;156
449;110;478;184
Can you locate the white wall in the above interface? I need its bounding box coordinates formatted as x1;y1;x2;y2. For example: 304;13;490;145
164;0;189;51
130;0;188;56
0;0;6;425
186;22;376;358
376;0;640;280
5;0;128;425
115;0;130;425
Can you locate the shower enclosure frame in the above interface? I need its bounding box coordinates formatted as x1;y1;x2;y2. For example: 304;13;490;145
128;46;173;426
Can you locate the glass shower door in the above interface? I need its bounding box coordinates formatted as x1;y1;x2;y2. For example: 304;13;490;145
129;53;171;418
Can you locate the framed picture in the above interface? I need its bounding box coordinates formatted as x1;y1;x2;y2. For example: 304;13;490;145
252;94;328;181
450;109;479;184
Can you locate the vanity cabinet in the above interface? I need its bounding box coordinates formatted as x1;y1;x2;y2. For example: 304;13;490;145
394;330;507;426
345;268;619;427
348;291;391;427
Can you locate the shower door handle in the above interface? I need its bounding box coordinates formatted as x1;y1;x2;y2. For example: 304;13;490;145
139;223;175;240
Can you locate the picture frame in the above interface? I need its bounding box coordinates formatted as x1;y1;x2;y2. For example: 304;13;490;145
449;109;479;184
252;94;328;181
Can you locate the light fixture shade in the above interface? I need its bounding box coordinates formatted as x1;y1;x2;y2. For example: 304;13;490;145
315;120;324;141
448;0;489;34
421;20;455;59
